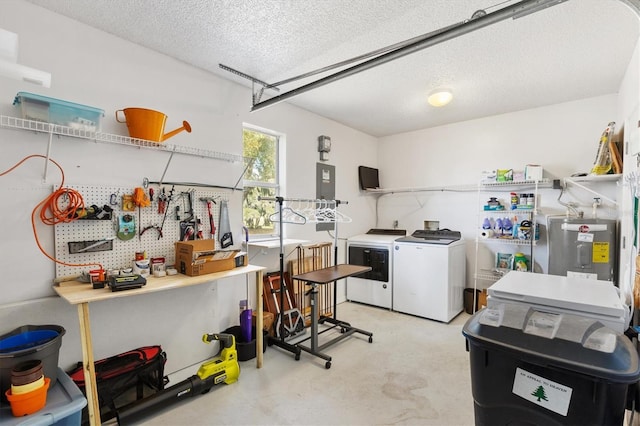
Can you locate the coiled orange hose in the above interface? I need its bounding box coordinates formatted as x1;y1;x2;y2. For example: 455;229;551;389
1;155;103;271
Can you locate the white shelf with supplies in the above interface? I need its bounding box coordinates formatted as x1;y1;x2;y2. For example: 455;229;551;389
0;115;249;185
562;174;621;206
473;179;545;289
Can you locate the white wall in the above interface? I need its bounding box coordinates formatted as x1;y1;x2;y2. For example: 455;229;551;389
0;0;376;376
377;94;625;289
1;0;638;379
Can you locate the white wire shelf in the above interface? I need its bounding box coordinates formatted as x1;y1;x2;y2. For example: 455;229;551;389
364;183;477;194
480;178;551;188
0;115;245;163
475;269;511;282
480;208;536;214
564;174;621;183
247;239;308;249
477;237;537;246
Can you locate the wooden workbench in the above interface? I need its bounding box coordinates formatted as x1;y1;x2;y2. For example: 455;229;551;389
53;265;265;426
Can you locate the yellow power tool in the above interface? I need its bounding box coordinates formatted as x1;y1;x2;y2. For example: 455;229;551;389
117;333;240;425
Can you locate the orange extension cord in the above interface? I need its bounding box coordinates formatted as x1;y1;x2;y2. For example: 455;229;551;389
1;154;103;272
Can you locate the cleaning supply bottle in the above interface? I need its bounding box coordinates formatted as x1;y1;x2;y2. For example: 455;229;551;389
239;300;252;343
512;253;529;271
510;193;518;210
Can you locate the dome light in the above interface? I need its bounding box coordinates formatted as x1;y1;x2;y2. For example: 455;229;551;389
427;89;453;107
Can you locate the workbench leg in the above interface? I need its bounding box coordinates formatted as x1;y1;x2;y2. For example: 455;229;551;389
77;303;101;426
256;269;263;368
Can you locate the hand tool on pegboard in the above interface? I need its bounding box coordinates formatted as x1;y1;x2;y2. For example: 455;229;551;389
179;190;202;240
68;237;115;254
158;185;175;240
157;188;167;214
200;197;217;240
140;224;163;239
218;200;233;248
133;187;151;240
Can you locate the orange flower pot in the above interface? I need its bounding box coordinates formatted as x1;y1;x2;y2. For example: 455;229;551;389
5;377;50;417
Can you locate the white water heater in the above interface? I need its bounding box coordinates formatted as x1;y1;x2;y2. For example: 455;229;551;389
548;217;617;283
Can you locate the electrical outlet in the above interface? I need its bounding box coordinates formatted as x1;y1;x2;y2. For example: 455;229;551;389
393;220;399;228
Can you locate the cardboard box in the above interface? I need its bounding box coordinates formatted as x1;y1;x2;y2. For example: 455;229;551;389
478;289;488;309
252;311;275;337
175;240;247;276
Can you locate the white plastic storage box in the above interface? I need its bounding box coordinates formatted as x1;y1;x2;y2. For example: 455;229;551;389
13;92;104;132
0;368;86;425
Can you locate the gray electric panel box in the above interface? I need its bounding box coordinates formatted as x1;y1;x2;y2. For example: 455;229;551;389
548;217;617;283
316;163;335;232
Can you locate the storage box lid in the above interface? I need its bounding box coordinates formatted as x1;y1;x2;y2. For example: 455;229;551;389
462;303;640;383
13;92;104;115
488;271;627;319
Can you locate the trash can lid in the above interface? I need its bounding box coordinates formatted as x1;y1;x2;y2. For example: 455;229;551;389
462;303;640;383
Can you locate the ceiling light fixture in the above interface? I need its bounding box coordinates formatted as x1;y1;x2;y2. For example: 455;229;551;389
427;89;453;107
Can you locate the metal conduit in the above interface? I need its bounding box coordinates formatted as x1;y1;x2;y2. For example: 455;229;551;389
265;22;461;89
619;0;640;16
251;0;568;112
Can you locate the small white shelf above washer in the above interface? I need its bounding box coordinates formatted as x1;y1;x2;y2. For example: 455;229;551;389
247;239;308;249
563;174;621;183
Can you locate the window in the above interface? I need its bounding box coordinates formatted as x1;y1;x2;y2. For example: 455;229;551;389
243;126;280;238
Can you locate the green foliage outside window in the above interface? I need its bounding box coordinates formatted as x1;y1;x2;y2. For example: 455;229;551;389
243;128;278;235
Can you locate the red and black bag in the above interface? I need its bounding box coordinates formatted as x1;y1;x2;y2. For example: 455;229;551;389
68;345;167;424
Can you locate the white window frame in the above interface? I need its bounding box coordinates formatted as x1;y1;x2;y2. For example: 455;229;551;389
242;123;285;241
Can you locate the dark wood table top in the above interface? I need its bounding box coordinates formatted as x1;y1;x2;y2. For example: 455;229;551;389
292;264;372;284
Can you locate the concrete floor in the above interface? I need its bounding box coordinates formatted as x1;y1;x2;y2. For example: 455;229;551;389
137;302;475;426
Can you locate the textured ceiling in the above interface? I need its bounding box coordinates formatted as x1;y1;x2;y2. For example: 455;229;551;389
25;0;640;137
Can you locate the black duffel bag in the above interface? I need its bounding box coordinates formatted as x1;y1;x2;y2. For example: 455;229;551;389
67;345;167;425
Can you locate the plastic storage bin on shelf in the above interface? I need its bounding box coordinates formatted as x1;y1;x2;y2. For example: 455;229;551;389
13;92;104;132
462;303;640;425
0;325;65;402
0;368;87;425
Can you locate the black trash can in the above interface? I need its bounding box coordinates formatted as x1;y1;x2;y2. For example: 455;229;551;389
462;303;640;426
463;288;481;314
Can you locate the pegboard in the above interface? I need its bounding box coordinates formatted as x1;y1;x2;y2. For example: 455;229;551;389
53;184;230;278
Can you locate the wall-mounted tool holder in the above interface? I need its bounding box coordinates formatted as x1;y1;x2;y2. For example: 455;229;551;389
54;184;229;278
68;238;114;254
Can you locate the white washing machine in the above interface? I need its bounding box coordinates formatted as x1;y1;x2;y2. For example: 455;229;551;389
393;230;466;322
346;229;406;309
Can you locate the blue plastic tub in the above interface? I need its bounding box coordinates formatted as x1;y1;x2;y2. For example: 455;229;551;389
0;325;65;402
0;368;86;425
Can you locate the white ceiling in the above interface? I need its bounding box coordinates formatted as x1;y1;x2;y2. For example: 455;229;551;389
25;0;640;137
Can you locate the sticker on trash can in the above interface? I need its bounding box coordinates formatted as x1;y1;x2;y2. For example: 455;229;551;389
512;368;572;416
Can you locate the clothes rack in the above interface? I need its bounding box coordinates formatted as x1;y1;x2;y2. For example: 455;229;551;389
258;196;372;368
